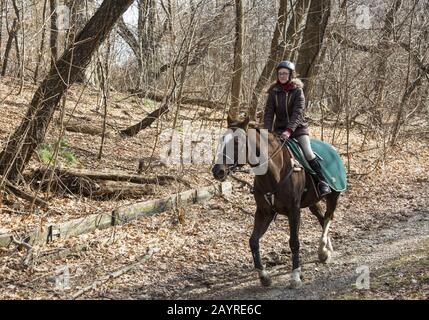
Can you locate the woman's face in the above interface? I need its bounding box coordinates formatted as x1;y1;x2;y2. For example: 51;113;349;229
277;68;290;84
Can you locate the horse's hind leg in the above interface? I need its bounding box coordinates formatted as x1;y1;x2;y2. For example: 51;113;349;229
309;203;332;255
318;192;340;263
309;203;324;227
249;207;274;287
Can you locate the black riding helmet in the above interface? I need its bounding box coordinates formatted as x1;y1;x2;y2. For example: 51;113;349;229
276;60;295;81
276;60;295;72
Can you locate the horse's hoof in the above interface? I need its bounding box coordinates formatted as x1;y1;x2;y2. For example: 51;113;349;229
259;275;272;287
290;278;302;289
289;267;302;289
318;248;332;263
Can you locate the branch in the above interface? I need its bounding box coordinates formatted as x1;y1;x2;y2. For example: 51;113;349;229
2;178;49;209
11;236;34;268
117;17;141;62
72;247;158;299
331;33;429;77
398;42;429;75
331;31;380;53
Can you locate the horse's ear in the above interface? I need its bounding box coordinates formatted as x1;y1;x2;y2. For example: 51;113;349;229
242;115;250;129
227;113;237;127
227;113;233;125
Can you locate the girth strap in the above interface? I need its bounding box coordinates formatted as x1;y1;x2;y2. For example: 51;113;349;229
262;165;295;207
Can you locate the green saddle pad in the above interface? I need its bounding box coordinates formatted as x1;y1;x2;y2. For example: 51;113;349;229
286;138;347;192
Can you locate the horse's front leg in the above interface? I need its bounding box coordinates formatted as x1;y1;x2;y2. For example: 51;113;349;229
249;207;274;287
288;206;302;288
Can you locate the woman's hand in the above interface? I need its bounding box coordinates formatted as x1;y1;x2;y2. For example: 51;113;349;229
281;130;291;139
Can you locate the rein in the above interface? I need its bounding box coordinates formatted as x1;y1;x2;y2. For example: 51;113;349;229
224;129;297;207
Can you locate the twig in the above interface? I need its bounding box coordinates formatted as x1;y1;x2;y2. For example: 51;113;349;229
72;247;158;299
3;179;49;209
230;173;253;190
35;244;89;263
11;236;34;268
239;207;253;215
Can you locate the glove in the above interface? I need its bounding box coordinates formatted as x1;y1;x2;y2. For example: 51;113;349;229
281;128;293;139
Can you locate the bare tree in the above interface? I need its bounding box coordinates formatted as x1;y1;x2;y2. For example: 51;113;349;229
228;0;244;119
1;0;21;77
280;0;310;63
34;0;48;83
0;0;3;59
0;0;135;181
248;0;288;121
371;0;403;127
49;0;58;69
295;0;331;98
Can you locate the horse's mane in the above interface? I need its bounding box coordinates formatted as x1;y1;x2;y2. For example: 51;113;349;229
250;127;286;156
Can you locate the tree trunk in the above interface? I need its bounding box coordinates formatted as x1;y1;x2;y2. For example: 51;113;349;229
0;0;3;59
117;16;141;64
98;36;111;160
371;0;403;127
0;0;135;181
295;0;330;97
229;0;244;120
17;0;25;90
49;0;58;69
1;18;19;76
280;0;310;63
65;0;89;83
390;74;423;145
120;102;170;137
34;0;48;83
248;0;288;121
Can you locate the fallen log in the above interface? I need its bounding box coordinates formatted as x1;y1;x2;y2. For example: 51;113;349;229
57;121;114;137
32;167;177;185
128;90;224;110
0;181;232;248
88;180;156;199
30;167;186;199
2;178;49;208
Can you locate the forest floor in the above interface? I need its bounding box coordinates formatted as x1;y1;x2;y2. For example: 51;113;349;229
0;76;428;300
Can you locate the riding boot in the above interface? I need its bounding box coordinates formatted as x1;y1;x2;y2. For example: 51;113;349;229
308;157;331;196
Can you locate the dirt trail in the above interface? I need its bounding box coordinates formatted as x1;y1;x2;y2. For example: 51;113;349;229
183;209;428;300
0;179;428;300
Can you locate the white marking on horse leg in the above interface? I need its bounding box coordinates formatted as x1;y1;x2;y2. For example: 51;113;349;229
327;236;334;252
257;269;268;278
256;269;271;287
318;219;332;263
322;219;331;242
290;267;302;289
319;219;331;248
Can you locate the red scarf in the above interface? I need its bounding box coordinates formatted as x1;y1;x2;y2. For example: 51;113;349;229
282;81;292;92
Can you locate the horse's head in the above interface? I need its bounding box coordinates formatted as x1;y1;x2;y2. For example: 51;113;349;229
212;114;250;181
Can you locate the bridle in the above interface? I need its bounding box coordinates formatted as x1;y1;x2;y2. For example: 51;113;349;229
219;127;288;175
218;128;298;207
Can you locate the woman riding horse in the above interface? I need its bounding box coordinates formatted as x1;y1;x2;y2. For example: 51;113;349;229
264;60;331;196
212;117;341;288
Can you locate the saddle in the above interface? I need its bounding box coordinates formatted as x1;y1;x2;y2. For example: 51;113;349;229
277;136;347;192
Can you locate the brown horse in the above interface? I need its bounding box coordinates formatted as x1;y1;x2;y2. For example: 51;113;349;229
212;116;340;288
